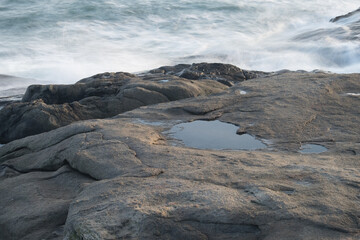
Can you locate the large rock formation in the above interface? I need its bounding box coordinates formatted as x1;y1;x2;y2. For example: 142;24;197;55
0;63;270;143
0;64;359;239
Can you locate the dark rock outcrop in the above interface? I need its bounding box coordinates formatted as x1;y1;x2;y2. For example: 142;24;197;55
2;64;260;143
150;62;270;83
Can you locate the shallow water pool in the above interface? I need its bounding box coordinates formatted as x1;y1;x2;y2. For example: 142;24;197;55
299;144;327;154
168;120;267;150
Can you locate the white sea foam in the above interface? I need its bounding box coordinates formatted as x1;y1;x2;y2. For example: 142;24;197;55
0;0;358;90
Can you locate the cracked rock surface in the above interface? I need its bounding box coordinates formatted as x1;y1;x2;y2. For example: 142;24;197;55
0;63;359;239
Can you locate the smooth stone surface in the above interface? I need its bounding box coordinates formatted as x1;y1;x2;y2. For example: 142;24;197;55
299;144;328;154
167;120;267;150
0;165;94;240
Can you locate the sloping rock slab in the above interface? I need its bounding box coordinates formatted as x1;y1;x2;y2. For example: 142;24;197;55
0;165;93;240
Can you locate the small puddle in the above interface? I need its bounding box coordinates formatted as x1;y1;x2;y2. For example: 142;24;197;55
167;120;267;150
158;79;170;83
294;180;313;187
235;89;247;95
346;93;360;97
299;144;327;154
133;119;165;126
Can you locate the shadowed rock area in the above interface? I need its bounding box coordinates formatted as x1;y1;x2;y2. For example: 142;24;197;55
0;63;359;239
0;63;269;143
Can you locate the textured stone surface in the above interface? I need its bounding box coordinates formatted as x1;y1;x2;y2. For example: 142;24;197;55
0;165;93;240
0;64;359;239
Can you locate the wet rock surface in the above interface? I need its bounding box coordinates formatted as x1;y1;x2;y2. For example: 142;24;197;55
0;63;359;239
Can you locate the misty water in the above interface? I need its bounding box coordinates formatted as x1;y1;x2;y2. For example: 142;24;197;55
0;1;359;96
168;120;267;150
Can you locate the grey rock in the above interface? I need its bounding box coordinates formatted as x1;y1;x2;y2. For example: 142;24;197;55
0;165;93;240
64;177;262;240
0;65;359;239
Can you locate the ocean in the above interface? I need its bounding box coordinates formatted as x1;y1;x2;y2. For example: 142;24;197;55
0;0;359;99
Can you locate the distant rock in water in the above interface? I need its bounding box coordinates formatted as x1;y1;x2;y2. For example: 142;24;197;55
0;63;269;143
330;7;360;22
292;8;360;68
150;63;270;82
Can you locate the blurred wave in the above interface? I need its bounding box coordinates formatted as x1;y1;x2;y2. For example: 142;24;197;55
0;0;358;89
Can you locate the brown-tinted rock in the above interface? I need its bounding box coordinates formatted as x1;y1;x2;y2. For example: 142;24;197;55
0;65;359;239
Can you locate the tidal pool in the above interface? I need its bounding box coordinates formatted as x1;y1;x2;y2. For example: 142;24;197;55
168;120;267;150
346;93;360;96
299;144;327;154
134;119;165;126
158;79;170;83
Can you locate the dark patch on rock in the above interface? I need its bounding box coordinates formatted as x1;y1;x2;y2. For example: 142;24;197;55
151;62;271;82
